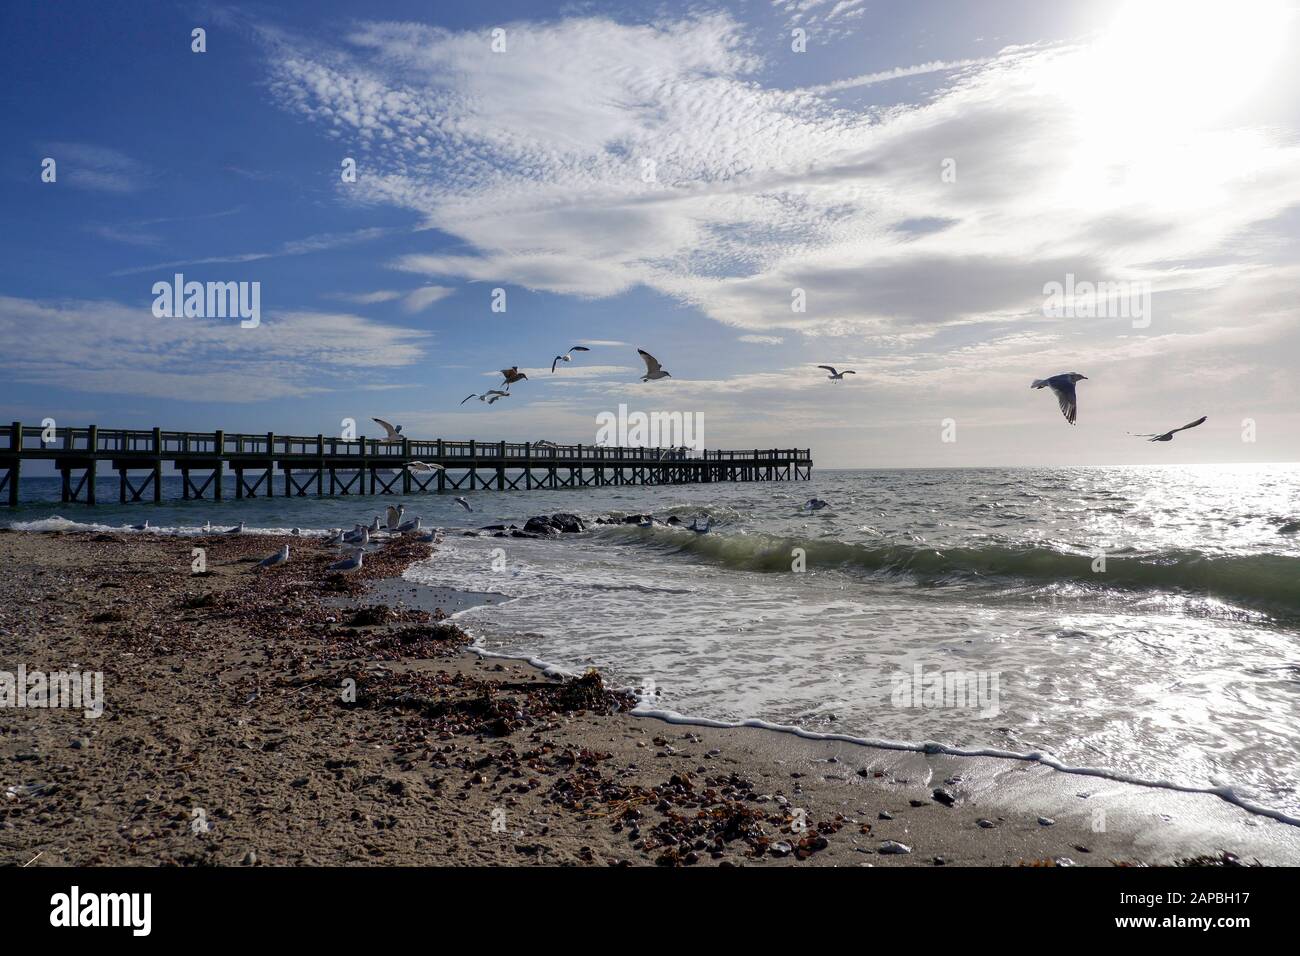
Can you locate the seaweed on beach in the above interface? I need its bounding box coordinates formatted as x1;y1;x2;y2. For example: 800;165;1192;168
546;767;842;865
344;666;634;737
1174;851;1260;867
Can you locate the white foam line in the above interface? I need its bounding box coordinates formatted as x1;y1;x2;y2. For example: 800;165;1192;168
407;539;1300;828
630;707;1300;828
447;619;1300;829
11;517;340;538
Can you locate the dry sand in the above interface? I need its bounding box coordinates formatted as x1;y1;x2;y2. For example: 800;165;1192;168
2;529;1296;867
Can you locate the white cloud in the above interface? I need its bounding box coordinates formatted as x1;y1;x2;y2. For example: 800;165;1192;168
43;143;148;193
0;296;429;402
401;285;454;312
253;8;1300;464
263;14;1300;346
327;289;403;304
111;227;396;276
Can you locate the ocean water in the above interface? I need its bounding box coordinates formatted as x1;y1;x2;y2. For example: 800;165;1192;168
8;465;1300;819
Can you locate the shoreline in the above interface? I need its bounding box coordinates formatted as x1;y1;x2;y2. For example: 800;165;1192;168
2;528;1297;866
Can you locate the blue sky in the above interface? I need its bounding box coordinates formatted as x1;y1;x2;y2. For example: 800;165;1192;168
2;0;1298;467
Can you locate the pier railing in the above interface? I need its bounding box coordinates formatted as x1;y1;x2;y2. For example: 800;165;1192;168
0;423;813;505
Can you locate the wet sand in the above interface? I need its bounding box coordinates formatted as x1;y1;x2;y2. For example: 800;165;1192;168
2;528;1296;867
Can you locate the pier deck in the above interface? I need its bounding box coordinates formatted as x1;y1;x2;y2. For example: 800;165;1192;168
0;423;813;505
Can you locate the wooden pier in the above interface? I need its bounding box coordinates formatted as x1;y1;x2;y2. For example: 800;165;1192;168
0;422;813;506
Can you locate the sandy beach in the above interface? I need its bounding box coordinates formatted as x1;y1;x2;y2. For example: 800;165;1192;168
2;528;1296;868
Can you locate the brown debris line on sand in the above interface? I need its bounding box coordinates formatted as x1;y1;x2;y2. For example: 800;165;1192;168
346;667;636;738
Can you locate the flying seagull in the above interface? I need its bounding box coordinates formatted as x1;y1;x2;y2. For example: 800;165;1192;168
551;345;591;373
804;498;830;511
533;439;558;450
689;515;712;534
327;549;365;574
372;417;403;442
499;366;528;389
405;460;444;473
817;365;856;382
1132;415;1208;442
461;390;510;405
454;496;473;513
1031;373;1088;425
258;545;289;569
638;349;671;381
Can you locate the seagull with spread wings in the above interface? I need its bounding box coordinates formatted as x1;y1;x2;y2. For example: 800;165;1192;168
460;390;510;405
1031;373;1088;425
1132;416;1208;442
551;345;591;373
499;366;528;390
372;417;403;441
637;348;671;381
817;365;855;382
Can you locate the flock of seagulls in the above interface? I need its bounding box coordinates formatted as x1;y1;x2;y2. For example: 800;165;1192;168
368;344;678;477
458;345;673;407
259;504;445;574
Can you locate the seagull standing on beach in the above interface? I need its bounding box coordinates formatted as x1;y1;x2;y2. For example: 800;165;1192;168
328;549;365;573
1132;415;1208;442
397;516;422;533
258;545;289;569
817;365;855;382
454;497;473;513
551;345;591;373
372;418;403;442
224;522;245;534
131;520;150;531
385;505;404;530
1031;372;1088;425
637;349;671;381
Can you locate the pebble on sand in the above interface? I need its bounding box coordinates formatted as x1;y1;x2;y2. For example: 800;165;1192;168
879;840;913;855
